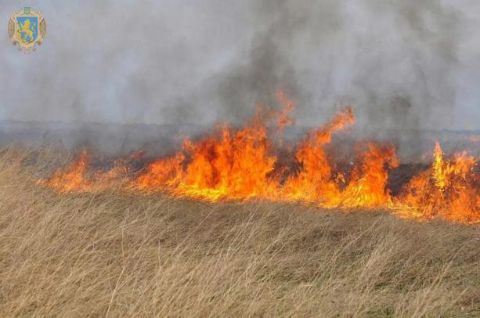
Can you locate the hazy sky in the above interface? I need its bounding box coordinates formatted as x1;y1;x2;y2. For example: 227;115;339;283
0;0;479;130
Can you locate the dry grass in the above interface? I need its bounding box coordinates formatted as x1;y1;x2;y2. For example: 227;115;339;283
0;147;479;317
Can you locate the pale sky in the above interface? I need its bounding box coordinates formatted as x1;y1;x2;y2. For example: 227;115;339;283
0;0;479;130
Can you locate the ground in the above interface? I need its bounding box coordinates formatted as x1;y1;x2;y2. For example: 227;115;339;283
0;147;479;317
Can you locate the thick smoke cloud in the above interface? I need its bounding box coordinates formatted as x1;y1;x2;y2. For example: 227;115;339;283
0;0;479;131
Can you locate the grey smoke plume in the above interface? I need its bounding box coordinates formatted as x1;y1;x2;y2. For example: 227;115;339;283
0;0;479;131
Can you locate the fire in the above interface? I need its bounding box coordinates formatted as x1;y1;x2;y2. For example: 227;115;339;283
134;111;279;201
42;150;129;193
39;94;479;224
398;143;479;223
336;143;399;209
281;108;354;204
41;150;92;192
275;90;295;133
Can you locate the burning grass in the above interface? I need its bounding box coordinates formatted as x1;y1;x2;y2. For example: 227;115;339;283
0;147;480;317
39;93;479;224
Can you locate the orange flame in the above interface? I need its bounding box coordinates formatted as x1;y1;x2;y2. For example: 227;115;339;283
398;142;479;223
338;143;399;209
134;117;278;201
275;89;295;133
39;94;480;224
281;108;355;204
42;150;92;192
42;150;129;193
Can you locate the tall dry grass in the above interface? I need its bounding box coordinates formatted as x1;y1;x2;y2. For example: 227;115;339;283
0;147;479;317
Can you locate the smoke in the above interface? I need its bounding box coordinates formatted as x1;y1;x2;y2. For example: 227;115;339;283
0;0;479;132
214;0;465;132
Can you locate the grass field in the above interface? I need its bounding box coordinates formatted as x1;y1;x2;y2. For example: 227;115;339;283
0;147;479;317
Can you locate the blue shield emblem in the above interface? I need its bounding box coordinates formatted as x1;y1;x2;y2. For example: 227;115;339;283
9;7;46;52
16;16;38;43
